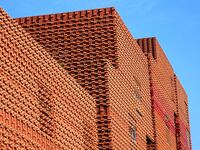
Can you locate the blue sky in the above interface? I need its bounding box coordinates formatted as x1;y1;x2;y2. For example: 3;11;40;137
0;0;199;149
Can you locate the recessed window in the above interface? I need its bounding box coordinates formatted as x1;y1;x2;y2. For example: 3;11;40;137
164;115;171;145
146;136;155;149
170;77;175;102
130;126;136;142
166;125;171;145
185;101;189;124
186;129;191;148
136;108;143;117
133;89;141;101
164;115;169;122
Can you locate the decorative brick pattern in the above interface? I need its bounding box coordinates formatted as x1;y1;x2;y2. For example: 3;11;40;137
0;6;191;150
15;7;156;149
175;77;191;150
15;8;117;149
108;14;154;150
137;38;191;150
0;8;97;150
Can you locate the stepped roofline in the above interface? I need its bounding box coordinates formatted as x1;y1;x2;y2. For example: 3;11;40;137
15;7;117;23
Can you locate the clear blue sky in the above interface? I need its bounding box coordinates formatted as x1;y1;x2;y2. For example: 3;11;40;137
0;0;199;149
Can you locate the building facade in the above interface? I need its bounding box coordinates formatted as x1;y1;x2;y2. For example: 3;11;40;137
137;38;191;150
0;7;191;150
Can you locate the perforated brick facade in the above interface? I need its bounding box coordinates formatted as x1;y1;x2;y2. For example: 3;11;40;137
15;8;118;149
0;6;191;150
137;38;191;150
0;8;97;150
175;77;191;150
15;7;156;149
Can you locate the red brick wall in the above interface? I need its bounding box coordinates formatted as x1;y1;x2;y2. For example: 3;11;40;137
175;77;191;150
13;7;191;150
107;14;154;150
137;38;179;150
0;8;97;150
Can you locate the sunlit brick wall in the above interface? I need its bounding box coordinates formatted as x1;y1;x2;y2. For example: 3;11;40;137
137;38;179;150
175;77;191;150
108;14;154;150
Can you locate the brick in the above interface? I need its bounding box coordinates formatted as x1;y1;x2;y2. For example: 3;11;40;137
0;6;191;150
0;8;97;150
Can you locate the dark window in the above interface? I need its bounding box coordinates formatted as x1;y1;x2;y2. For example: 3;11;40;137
146;136;156;150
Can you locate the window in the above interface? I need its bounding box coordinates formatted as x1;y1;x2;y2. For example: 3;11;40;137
186;129;191;148
146;136;155;150
170;77;175;102
136;108;143;117
185;101;189;124
130;126;136;142
165;115;171;145
37;82;53;136
166;125;171;145
133;88;141;101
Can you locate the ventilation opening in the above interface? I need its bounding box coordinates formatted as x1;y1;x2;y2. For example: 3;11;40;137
130;126;136;142
146;136;156;150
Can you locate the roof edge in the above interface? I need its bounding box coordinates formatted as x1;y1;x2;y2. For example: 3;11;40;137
136;37;157;59
14;7;116;22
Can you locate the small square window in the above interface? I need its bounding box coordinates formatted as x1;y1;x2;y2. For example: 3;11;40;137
133;89;141;101
130;126;136;142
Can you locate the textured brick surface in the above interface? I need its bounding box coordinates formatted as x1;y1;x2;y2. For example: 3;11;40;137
137;37;191;150
109;14;154;149
0;6;191;150
15;8;117;149
175;77;191;150
0;8;97;150
15;7;156;149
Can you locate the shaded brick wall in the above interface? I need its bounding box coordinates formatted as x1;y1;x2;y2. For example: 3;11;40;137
15;8;117;149
0;8;97;150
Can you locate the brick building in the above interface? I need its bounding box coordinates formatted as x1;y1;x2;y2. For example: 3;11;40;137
0;7;191;150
